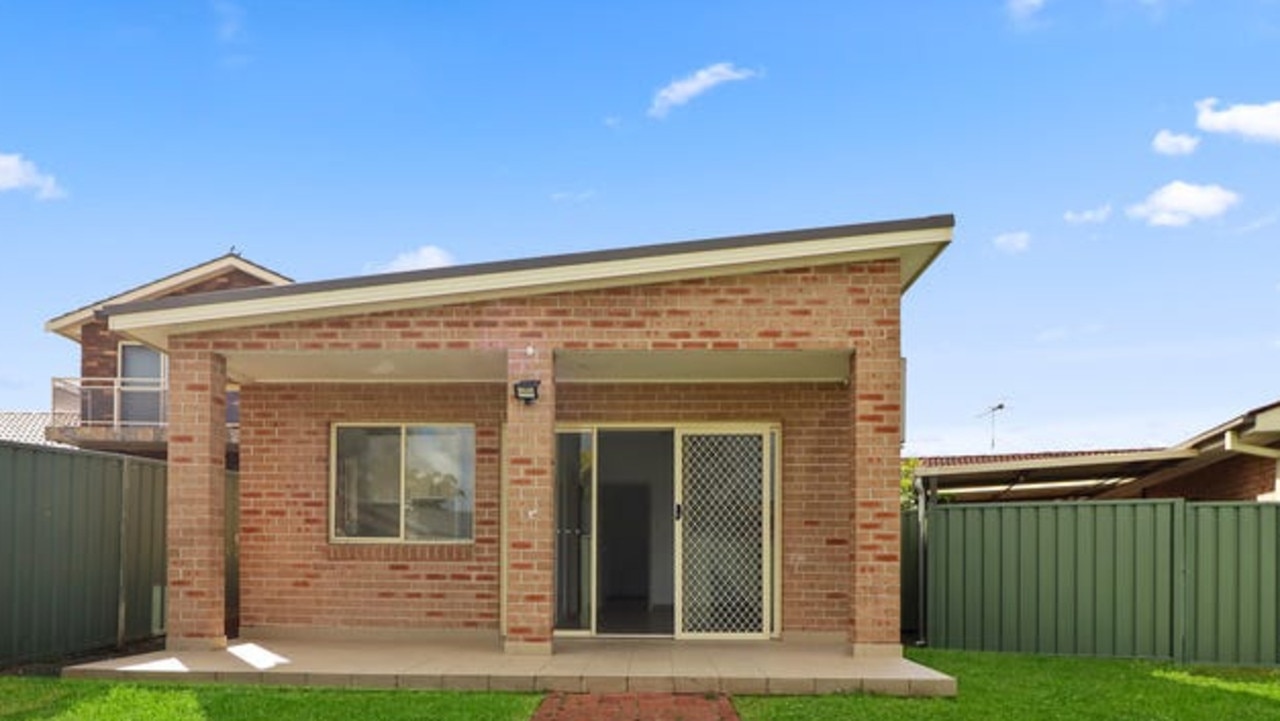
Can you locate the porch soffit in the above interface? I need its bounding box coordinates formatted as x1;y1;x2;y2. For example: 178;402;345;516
554;349;852;384
223;349;508;384
219;348;853;385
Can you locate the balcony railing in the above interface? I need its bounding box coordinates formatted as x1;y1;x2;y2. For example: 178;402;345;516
50;378;241;429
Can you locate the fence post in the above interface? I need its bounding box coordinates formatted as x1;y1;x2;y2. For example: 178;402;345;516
915;476;931;646
1172;498;1187;664
116;457;131;650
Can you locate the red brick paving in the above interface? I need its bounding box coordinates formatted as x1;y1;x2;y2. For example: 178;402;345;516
531;693;740;721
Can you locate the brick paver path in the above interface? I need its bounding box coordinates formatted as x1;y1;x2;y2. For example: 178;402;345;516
531;692;740;721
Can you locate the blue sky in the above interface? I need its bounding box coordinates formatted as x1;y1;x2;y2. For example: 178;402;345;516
2;1;1277;455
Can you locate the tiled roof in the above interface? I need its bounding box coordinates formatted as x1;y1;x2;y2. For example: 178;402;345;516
916;448;1164;469
0;411;77;448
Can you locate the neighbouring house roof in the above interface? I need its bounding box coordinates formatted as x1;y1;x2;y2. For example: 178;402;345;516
101;215;954;350
45;253;293;342
0;411;77;448
915;398;1280;503
915;448;1198;502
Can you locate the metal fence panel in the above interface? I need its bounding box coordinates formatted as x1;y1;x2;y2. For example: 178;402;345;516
121;458;168;642
0;442;179;667
1186;503;1280;665
900;511;919;640
1;443;124;665
926;500;1182;659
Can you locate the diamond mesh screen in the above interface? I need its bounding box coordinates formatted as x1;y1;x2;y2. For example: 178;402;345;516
680;434;765;636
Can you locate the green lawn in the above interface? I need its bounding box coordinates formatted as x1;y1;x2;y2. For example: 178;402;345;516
4;651;1279;720
735;648;1280;721
0;677;540;721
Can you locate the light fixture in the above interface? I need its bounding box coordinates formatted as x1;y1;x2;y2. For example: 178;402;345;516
513;379;541;405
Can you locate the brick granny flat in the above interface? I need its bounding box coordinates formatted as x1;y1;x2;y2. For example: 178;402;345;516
96;215;954;657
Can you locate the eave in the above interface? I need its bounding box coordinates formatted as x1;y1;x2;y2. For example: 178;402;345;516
104;215;954;349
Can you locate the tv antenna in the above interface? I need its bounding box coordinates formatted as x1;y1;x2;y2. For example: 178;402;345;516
977;402;1006;451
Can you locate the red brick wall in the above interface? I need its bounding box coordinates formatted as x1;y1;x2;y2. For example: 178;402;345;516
1144;454;1278;500
557;382;851;632
171;259;905;642
237;383;505;631
80;268;274;379
166;349;229;648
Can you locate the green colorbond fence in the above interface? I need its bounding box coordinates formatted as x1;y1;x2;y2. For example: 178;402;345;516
900;511;920;641
921;499;1280;665
1;441;240;667
1185;503;1279;665
1;442;169;666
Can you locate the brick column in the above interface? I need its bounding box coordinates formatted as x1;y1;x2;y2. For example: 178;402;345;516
165;348;228;650
848;307;903;657
503;345;556;654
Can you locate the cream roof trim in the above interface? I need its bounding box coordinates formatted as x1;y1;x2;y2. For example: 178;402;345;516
106;217;953;348
46;254;292;341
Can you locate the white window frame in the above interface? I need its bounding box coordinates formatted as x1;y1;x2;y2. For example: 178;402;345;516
329;422;476;545
116;341;168;382
116;341;167;426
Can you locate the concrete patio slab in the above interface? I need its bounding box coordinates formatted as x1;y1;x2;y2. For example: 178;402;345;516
64;635;956;697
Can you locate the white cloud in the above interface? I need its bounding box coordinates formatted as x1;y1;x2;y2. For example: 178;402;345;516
1127;181;1239;227
1151;129;1199;155
993;231;1031;253
366;245;455;274
1195;97;1280;143
1063;203;1112;224
550;189;596;203
212;0;246;43
603;116;622;129
648;62;757;119
1007;0;1046;22
0;153;65;200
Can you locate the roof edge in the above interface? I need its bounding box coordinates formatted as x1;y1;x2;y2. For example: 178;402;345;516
45;253;293;340
915;447;1198;479
106;214;953;320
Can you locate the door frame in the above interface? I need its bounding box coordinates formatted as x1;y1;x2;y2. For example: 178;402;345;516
552;422;782;639
674;425;773;640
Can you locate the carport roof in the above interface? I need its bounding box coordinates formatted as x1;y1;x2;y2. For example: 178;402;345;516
915;448;1198;502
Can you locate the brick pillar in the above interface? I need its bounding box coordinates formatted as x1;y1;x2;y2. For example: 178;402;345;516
503;345;556;654
165;348;228;650
848;330;903;656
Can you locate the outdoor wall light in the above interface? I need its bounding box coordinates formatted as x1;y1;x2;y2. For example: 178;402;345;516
513;379;541;405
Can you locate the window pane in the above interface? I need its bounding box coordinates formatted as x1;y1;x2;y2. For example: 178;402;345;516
119;345;164;424
334;427;402;539
120;345;163;381
404;426;474;541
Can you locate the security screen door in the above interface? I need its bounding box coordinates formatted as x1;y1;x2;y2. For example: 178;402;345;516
675;429;771;639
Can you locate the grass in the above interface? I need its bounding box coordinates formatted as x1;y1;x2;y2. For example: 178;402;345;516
734;648;1280;721
0;677;540;721
4;651;1278;720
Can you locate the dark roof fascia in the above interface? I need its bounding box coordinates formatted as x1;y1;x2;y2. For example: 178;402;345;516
103;214;954;318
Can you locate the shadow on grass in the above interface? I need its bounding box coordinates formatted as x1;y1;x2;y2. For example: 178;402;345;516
0;678;540;721
734;649;1280;721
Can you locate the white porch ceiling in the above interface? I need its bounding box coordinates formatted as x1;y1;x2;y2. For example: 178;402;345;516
553;349;852;383
224;349;508;383
220;348;854;385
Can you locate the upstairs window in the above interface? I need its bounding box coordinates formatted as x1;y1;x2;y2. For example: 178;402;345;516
118;343;165;424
